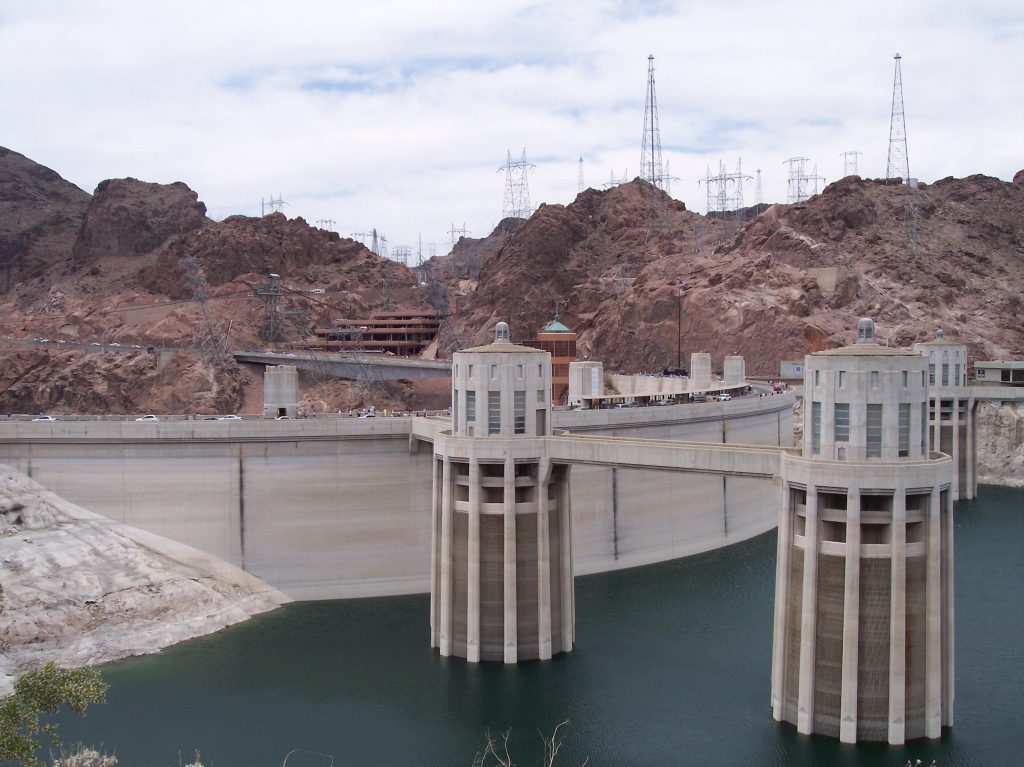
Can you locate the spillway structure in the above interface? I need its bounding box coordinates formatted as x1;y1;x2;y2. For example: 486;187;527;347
772;318;954;743
430;322;573;662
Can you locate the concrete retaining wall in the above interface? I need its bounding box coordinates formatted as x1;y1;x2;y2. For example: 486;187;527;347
0;395;794;600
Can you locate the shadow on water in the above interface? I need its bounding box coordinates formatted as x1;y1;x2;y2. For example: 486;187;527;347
52;487;1021;766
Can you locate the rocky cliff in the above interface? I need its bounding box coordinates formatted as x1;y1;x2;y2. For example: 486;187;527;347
72;177;211;264
450;174;1024;375
0;147;90;292
0;465;290;697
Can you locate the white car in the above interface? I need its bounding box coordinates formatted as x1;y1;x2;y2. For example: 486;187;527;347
135;414;159;422
218;415;242;421
274;415;292;420
718;393;732;401
32;415;57;421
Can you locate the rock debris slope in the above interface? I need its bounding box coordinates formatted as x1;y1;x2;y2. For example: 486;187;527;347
0;464;290;697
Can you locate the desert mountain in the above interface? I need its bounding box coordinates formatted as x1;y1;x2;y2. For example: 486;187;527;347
1;145;1021;416
450;173;1024;375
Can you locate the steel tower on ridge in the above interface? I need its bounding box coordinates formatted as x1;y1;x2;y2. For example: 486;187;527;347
641;55;665;189
886;54;910;182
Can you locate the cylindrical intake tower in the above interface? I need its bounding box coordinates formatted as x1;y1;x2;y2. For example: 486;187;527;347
773;318;954;744
431;322;573;663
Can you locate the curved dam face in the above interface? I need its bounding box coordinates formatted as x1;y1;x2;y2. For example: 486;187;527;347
0;394;794;601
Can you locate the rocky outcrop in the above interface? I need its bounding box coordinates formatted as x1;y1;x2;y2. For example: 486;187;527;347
0;465;290;696
71;177;211;264
0;146;91;290
452;173;1024;375
976;401;1024;487
0;349;245;415
137;212;425;308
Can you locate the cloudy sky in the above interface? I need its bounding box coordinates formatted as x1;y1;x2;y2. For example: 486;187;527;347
2;0;1021;261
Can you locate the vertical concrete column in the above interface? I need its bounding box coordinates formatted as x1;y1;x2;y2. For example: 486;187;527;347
466;458;481;663
931;399;941;457
925;486;942;738
536;459;553;660
942;491;955;727
429;457;441;648
888;489;907;745
771;483;794;721
797;486;819;735
951;400;961;499
560;476;574;651
966;399;977;498
439;456;454;656
503;455;518;663
839;487;861;743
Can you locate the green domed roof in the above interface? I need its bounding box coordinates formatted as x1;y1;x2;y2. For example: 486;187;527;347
542;319;573;333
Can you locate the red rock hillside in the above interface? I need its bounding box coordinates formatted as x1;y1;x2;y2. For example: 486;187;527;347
448;173;1024;375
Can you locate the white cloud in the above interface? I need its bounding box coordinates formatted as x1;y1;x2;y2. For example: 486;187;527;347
1;0;1021;258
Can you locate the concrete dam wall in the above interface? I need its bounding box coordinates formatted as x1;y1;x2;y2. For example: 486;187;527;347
0;394;794;600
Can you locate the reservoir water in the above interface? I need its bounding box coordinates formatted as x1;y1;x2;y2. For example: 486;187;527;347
56;486;1022;766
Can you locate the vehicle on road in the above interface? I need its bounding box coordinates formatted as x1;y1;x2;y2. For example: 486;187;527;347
274;415;292;420
32;415;57;421
219;415;242;421
718;393;732;401
135;414;159;422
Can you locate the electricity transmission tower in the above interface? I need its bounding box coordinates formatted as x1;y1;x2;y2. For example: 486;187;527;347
886;53;910;182
577;156;585;194
698;159;752;214
602;169;629;189
755;169;764;206
181;253;230;364
315;218;336;231
253;273;285;342
498;149;535;219
449;222;470;251
640;54;665;189
783;157;825;203
261;195;286;216
840;151;862;177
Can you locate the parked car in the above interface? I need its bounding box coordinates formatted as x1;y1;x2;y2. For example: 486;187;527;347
719;393;732;401
135;414;159;422
274;415;292;420
218;415;242;421
32;415;57;421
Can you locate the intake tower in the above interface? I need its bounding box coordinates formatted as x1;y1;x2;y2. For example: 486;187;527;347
772;318;954;743
430;322;573;662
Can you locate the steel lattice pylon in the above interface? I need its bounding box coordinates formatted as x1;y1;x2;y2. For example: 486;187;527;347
640;54;665;189
498;149;535;220
886;53;909;182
